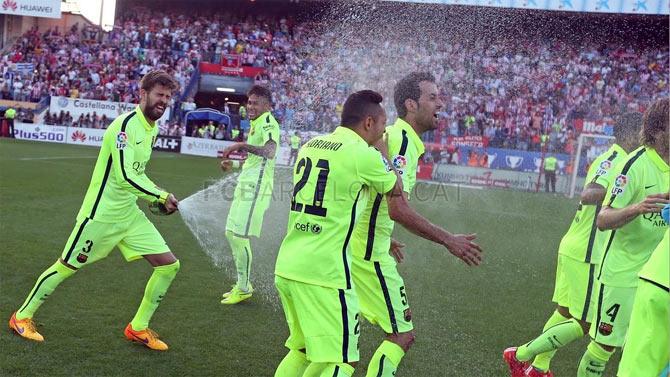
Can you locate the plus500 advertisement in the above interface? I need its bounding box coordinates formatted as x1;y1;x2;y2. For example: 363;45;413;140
15;123;67;143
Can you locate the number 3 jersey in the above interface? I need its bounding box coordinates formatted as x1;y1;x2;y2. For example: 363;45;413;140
275;126;398;290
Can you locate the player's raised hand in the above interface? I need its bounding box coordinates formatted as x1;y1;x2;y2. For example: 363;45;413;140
164;193;179;214
634;193;670;215
373;132;390;158
389;238;406;264
444;233;482;266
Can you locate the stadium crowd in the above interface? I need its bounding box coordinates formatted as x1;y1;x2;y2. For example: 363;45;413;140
2;7;668;156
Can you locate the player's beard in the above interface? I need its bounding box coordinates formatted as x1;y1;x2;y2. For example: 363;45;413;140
145;99;167;121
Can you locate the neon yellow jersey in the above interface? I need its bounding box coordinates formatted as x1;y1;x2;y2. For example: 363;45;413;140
558;144;627;263
598;146;670;288
544;156;558;171
290;135;300;149
352;118;425;261
638;229;669;291
239;111;280;184
275;126;398;289
76;107;168;223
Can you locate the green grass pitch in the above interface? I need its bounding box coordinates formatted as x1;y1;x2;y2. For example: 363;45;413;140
0;139;620;376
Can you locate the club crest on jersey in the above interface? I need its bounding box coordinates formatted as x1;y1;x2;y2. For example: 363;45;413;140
598;322;613;336
392;155;407;175
611;174;627;195
116;132;128;149
76;253;88;264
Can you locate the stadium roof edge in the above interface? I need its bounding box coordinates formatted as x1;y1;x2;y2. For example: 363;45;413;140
383;0;669;15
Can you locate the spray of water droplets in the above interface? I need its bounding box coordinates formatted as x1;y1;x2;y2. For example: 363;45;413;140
178;169;293;307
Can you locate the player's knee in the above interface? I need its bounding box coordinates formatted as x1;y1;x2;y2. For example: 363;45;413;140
556;306;572;319
58;259;78;276
388;330;415;352
156;259;180;276
169;259;181;273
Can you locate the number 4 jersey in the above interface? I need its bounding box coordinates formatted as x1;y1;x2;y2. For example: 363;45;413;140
275;126;398;290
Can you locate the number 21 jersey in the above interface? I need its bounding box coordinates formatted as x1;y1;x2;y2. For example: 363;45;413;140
275;126;397;290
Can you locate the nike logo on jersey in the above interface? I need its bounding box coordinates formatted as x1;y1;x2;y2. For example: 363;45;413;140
136;140;143;145
645;185;656;189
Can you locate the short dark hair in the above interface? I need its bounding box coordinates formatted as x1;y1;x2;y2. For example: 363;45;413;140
613;112;642;142
140;70;178;92
247;85;273;104
394;72;436;118
641;98;669;145
341;90;383;127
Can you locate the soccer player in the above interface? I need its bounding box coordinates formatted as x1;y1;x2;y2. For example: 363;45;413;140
617;204;668;377
351;72;483;377
218;85;280;304
503;112;642;377
576;98;669;377
288;131;301;166
8;70;181;351
273;90;481;377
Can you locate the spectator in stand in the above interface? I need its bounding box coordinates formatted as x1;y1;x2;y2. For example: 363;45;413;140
214;125;225;140
181;97;196;120
2;7;666;157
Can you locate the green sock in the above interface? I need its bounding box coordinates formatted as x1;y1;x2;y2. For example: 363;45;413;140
130;260;180;330
530;310;571;371
274;350;309;377
303;362;354;377
226;231;252;291
16;261;76;320
517;318;584;362
366;340;406;377
577;341;614;377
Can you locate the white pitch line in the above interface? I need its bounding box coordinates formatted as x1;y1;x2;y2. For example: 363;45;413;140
17;156;97;161
16;154;176;161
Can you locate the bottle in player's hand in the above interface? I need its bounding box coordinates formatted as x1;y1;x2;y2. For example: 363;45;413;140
149;194;179;216
149;201;170;216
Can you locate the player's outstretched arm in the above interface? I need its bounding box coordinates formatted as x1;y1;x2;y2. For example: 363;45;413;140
580;183;607;205
385;182;482;266
221;140;277;160
597;192;670;230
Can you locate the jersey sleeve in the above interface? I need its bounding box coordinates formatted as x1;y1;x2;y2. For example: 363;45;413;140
261;117;280;145
357;146;398;195
590;153;619;189
108;124;169;203
386;129;412;194
605;161;640;209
